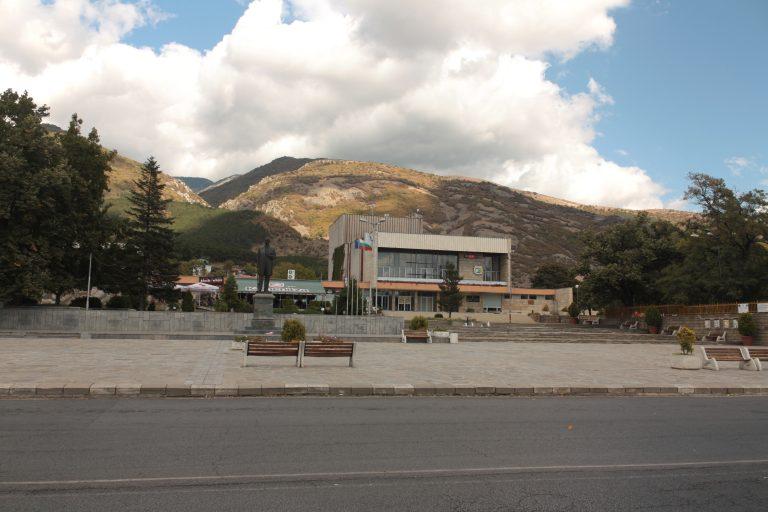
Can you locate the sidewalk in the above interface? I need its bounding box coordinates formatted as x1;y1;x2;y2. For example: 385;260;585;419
1;337;767;397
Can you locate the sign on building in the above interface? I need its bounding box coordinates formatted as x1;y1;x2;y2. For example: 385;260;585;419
757;303;768;313
287;269;296;280
738;303;749;314
473;265;483;276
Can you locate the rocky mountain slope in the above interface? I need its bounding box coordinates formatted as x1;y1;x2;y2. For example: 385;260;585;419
199;156;317;207
218;159;638;281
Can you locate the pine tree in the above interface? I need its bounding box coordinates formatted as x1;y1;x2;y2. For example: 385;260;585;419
125;157;178;309
438;263;464;318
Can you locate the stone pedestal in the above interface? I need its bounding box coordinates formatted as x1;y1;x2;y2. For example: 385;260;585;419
246;293;276;335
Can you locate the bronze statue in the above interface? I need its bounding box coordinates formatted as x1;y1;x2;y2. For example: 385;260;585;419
256;238;276;293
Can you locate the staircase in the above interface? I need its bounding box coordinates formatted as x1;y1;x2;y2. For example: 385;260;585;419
432;322;675;344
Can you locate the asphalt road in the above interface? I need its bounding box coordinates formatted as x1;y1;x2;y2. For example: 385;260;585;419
1;397;767;511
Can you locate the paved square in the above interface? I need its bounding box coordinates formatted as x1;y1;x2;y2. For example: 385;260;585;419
0;337;766;390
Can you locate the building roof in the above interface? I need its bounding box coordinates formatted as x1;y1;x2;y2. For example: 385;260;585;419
321;281;556;295
377;232;510;254
237;278;326;295
176;275;200;285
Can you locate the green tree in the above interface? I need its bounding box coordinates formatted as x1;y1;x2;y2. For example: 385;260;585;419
44;114;114;303
332;278;366;315
181;291;195;312
659;173;768;303
271;261;316;280
124;157;178;309
0;90;68;304
531;263;575;289
438;262;464;318
577;213;682;309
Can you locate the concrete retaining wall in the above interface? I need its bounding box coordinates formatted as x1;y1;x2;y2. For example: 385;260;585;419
661;312;768;345
0;308;403;336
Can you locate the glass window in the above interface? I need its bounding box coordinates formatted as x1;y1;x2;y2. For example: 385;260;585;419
466;295;481;303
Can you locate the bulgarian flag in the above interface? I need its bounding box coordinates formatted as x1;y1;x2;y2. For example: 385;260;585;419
355;233;373;251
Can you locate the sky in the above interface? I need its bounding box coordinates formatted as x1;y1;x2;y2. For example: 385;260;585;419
1;0;765;210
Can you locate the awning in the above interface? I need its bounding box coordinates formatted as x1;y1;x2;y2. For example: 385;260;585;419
186;282;219;292
237;279;327;295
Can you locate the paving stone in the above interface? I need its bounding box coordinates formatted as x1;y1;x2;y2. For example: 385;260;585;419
140;384;167;396
0;384;11;396
285;384;309;395
35;385;63;396
328;386;351;396
305;385;330;395
261;384;285;396
569;387;591;395
553;387;571;395
62;383;92;396
475;386;495;395
726;387;746;395
432;386;455;396
534;387;554;395
373;386;395;396
623;387;643;395
693;387;712;394
513;387;534;395
115;384;141;396
453;386;476;396
494;387;515;395
393;384;414;396
606;387;626;395
350;385;373;396
657;387;679;394
237;385;262;396
90;384;116;396
708;387;728;395
214;384;238;397
678;387;695;395
10;384;37;396
190;384;216;397
414;385;436;396
166;384;191;397
743;387;768;395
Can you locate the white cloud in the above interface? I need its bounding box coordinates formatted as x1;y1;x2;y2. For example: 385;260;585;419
724;156;751;176
0;0;667;209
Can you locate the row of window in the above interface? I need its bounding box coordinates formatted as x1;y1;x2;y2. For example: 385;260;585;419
502;294;556;301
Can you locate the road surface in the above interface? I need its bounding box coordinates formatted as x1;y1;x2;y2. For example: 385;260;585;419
1;397;767;511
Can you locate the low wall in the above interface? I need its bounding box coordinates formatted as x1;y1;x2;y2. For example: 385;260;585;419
0;308;403;336
661;313;768;345
273;314;403;335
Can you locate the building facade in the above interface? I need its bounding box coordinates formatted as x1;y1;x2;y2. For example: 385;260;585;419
326;214;572;316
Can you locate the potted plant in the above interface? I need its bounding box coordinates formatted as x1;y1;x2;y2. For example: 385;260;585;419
671;326;701;369
645;307;662;334
281;319;306;342
738;313;757;346
567;302;579;324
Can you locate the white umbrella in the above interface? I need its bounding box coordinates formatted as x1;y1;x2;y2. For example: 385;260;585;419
187;282;219;293
174;284;191;290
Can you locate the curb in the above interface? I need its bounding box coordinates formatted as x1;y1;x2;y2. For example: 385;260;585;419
1;384;768;398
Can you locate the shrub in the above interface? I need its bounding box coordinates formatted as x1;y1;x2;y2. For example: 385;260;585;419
434;313;444;319
567;302;580;318
181;291;195;312
106;295;132;309
69;296;102;309
234;299;252;313
281;319;306;342
645;306;663;330
676;326;696;355
466;308;475;313
281;298;295;309
541;304;550;313
738;313;758;337
147;301;156;311
409;316;428;330
213;299;229;312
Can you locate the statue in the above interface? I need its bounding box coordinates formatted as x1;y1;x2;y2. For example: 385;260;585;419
256;238;276;293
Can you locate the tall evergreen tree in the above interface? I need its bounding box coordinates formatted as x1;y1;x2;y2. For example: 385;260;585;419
125;157;178;309
0;90;69;304
438;263;464;318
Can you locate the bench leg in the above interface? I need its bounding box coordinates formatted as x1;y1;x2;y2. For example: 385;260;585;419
349;343;356;368
243;350;247;368
739;358;761;371
297;341;304;368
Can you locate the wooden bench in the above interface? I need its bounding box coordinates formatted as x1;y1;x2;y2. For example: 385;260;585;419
699;346;761;371
701;329;726;343
302;341;356;367
620;321;638;330
662;325;679;336
243;341;301;367
401;330;432;343
746;347;768;364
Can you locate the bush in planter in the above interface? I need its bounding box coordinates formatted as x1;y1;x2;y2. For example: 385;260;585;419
645;307;663;332
181;291;195;312
281;319;306;342
567;302;580;318
738;313;758;338
676;326;696;355
541;304;550;313
434;313;444;319
69;297;102;309
409;316;429;330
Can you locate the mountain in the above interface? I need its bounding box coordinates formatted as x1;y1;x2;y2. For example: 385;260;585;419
105;153;209;212
174;176;214;192
199;156;317;207
218;158;672;282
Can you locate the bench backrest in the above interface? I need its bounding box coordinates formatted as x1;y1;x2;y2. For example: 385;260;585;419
748;348;768;360
707;329;724;336
246;341;300;357
702;346;744;361
404;330;429;338
304;342;354;357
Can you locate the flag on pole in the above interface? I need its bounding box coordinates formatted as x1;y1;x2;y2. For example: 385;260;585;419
355;233;373;252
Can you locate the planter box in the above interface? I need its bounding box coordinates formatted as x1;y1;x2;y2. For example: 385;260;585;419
671;354;701;370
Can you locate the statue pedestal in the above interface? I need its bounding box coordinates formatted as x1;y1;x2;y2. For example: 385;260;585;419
246;293;276;335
